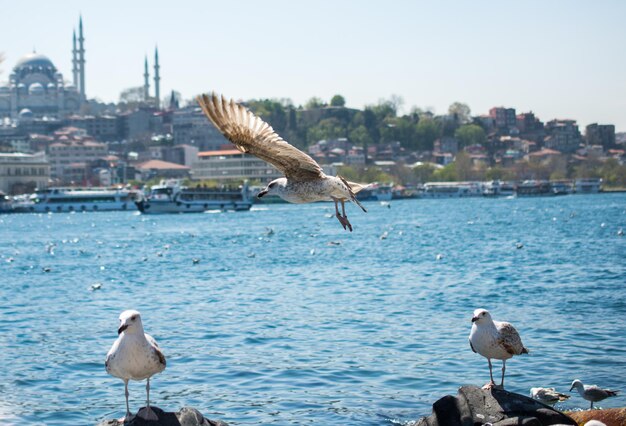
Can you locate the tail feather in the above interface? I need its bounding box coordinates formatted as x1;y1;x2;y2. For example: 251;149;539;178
337;175;368;213
522;347;529;354
607;390;619;396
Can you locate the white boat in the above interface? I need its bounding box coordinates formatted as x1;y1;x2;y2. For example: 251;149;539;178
27;187;137;213
574;178;602;193
483;180;515;197
135;180;252;213
421;182;483;198
356;182;393;202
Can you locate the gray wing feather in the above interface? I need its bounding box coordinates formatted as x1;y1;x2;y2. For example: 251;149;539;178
197;93;324;181
145;334;166;368
497;322;526;355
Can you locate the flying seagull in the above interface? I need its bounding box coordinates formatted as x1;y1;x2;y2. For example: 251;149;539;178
570;379;619;409
105;310;166;422
197;93;369;231
469;308;529;389
530;387;570;405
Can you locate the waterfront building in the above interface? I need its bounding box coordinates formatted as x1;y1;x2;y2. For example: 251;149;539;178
135;159;190;181
192;149;282;182
47;127;107;181
585;123;616;150
172;107;228;150
0;152;49;194
544;119;582;153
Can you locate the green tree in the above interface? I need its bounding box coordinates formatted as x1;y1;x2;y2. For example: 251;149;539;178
306;118;347;143
412;163;437;183
448;102;472;124
455;124;486;148
330;94;346;107
305;97;326;109
415;118;441;151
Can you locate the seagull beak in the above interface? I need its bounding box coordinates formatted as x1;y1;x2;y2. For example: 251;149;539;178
118;324;128;335
257;190;268;199
569;385;574;392
471;316;478;323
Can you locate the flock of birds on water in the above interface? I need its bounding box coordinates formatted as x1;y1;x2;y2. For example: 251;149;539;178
97;94;623;423
0;93;620;424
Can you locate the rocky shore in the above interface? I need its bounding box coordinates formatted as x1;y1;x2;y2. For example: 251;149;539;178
96;407;228;426
415;385;577;426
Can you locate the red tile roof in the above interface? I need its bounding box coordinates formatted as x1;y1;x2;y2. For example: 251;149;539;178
198;149;243;157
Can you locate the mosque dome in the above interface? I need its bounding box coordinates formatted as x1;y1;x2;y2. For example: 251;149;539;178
19;108;34;120
29;82;45;94
14;53;57;73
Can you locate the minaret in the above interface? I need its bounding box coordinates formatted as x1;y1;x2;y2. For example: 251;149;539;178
154;46;161;109
78;15;86;101
72;30;79;87
143;56;150;102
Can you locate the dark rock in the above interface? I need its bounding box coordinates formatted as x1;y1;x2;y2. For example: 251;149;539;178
96;406;228;426
415;385;577;426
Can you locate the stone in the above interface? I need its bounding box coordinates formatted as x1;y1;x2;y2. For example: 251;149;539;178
566;408;626;426
415;385;577;426
96;406;228;426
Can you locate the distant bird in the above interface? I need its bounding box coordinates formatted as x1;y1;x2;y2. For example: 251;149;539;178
618;228;624;236
197;93;369;231
105;310;166;422
569;379;619;409
435;253;443;261
516;242;524;249
530;387;570;405
192;258;200;264
469;308;529;389
90;283;102;291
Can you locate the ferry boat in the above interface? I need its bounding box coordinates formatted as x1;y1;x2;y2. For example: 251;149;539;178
421;182;483;198
26;187;137;213
356;182;393;202
135;180;252;213
574;178;602;193
515;180;552;196
483;181;515;197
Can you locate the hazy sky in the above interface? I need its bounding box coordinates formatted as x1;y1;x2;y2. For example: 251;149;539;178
2;1;625;130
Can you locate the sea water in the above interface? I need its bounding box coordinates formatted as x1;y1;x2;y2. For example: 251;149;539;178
0;194;625;425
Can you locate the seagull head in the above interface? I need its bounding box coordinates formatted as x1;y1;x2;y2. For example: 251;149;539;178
570;379;583;392
471;308;492;324
257;178;287;199
117;309;144;335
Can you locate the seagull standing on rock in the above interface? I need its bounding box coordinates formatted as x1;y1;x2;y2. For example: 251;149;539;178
197;93;369;231
469;308;529;389
530;387;570;405
570;379;619;409
106;310;166;422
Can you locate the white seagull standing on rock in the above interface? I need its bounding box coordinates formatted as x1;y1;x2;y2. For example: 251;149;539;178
469;308;529;389
570;379;619;409
106;310;166;422
197;93;369;231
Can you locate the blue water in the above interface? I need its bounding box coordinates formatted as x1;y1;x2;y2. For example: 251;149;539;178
1;194;625;425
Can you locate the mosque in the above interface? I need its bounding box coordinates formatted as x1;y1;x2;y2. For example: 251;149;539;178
0;16;162;120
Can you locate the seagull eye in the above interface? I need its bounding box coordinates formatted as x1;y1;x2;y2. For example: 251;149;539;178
269;183;275;189
131;315;137;321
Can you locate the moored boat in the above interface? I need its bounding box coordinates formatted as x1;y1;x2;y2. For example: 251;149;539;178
24;187;137;213
135;180;252;213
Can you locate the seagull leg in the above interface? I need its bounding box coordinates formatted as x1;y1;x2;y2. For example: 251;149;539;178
137;378;159;421
341;200;353;232
333;198;350;231
482;359;496;389
590;401;594;410
500;360;506;388
119;379;134;422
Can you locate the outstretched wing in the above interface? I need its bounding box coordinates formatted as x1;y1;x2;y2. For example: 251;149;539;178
497;322;526;355
197;93;324;182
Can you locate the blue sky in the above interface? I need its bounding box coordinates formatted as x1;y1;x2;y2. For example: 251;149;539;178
2;0;625;131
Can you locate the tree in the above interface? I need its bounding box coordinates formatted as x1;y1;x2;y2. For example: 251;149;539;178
305;97;326;109
306;118;347;143
448;102;472;124
415;118;441;151
330;94;346;107
455;124;486;148
119;86;146;104
412;163;437;183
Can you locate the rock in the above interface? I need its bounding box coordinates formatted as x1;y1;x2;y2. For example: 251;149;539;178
566;408;626;426
97;406;228;426
415;385;577;426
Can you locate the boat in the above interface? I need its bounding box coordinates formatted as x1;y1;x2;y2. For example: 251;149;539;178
550;180;573;196
25;187;138;213
135;180;252;213
356;182;393;202
515;180;552;196
574;178;602;194
421;182;483;198
483;180;515;197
